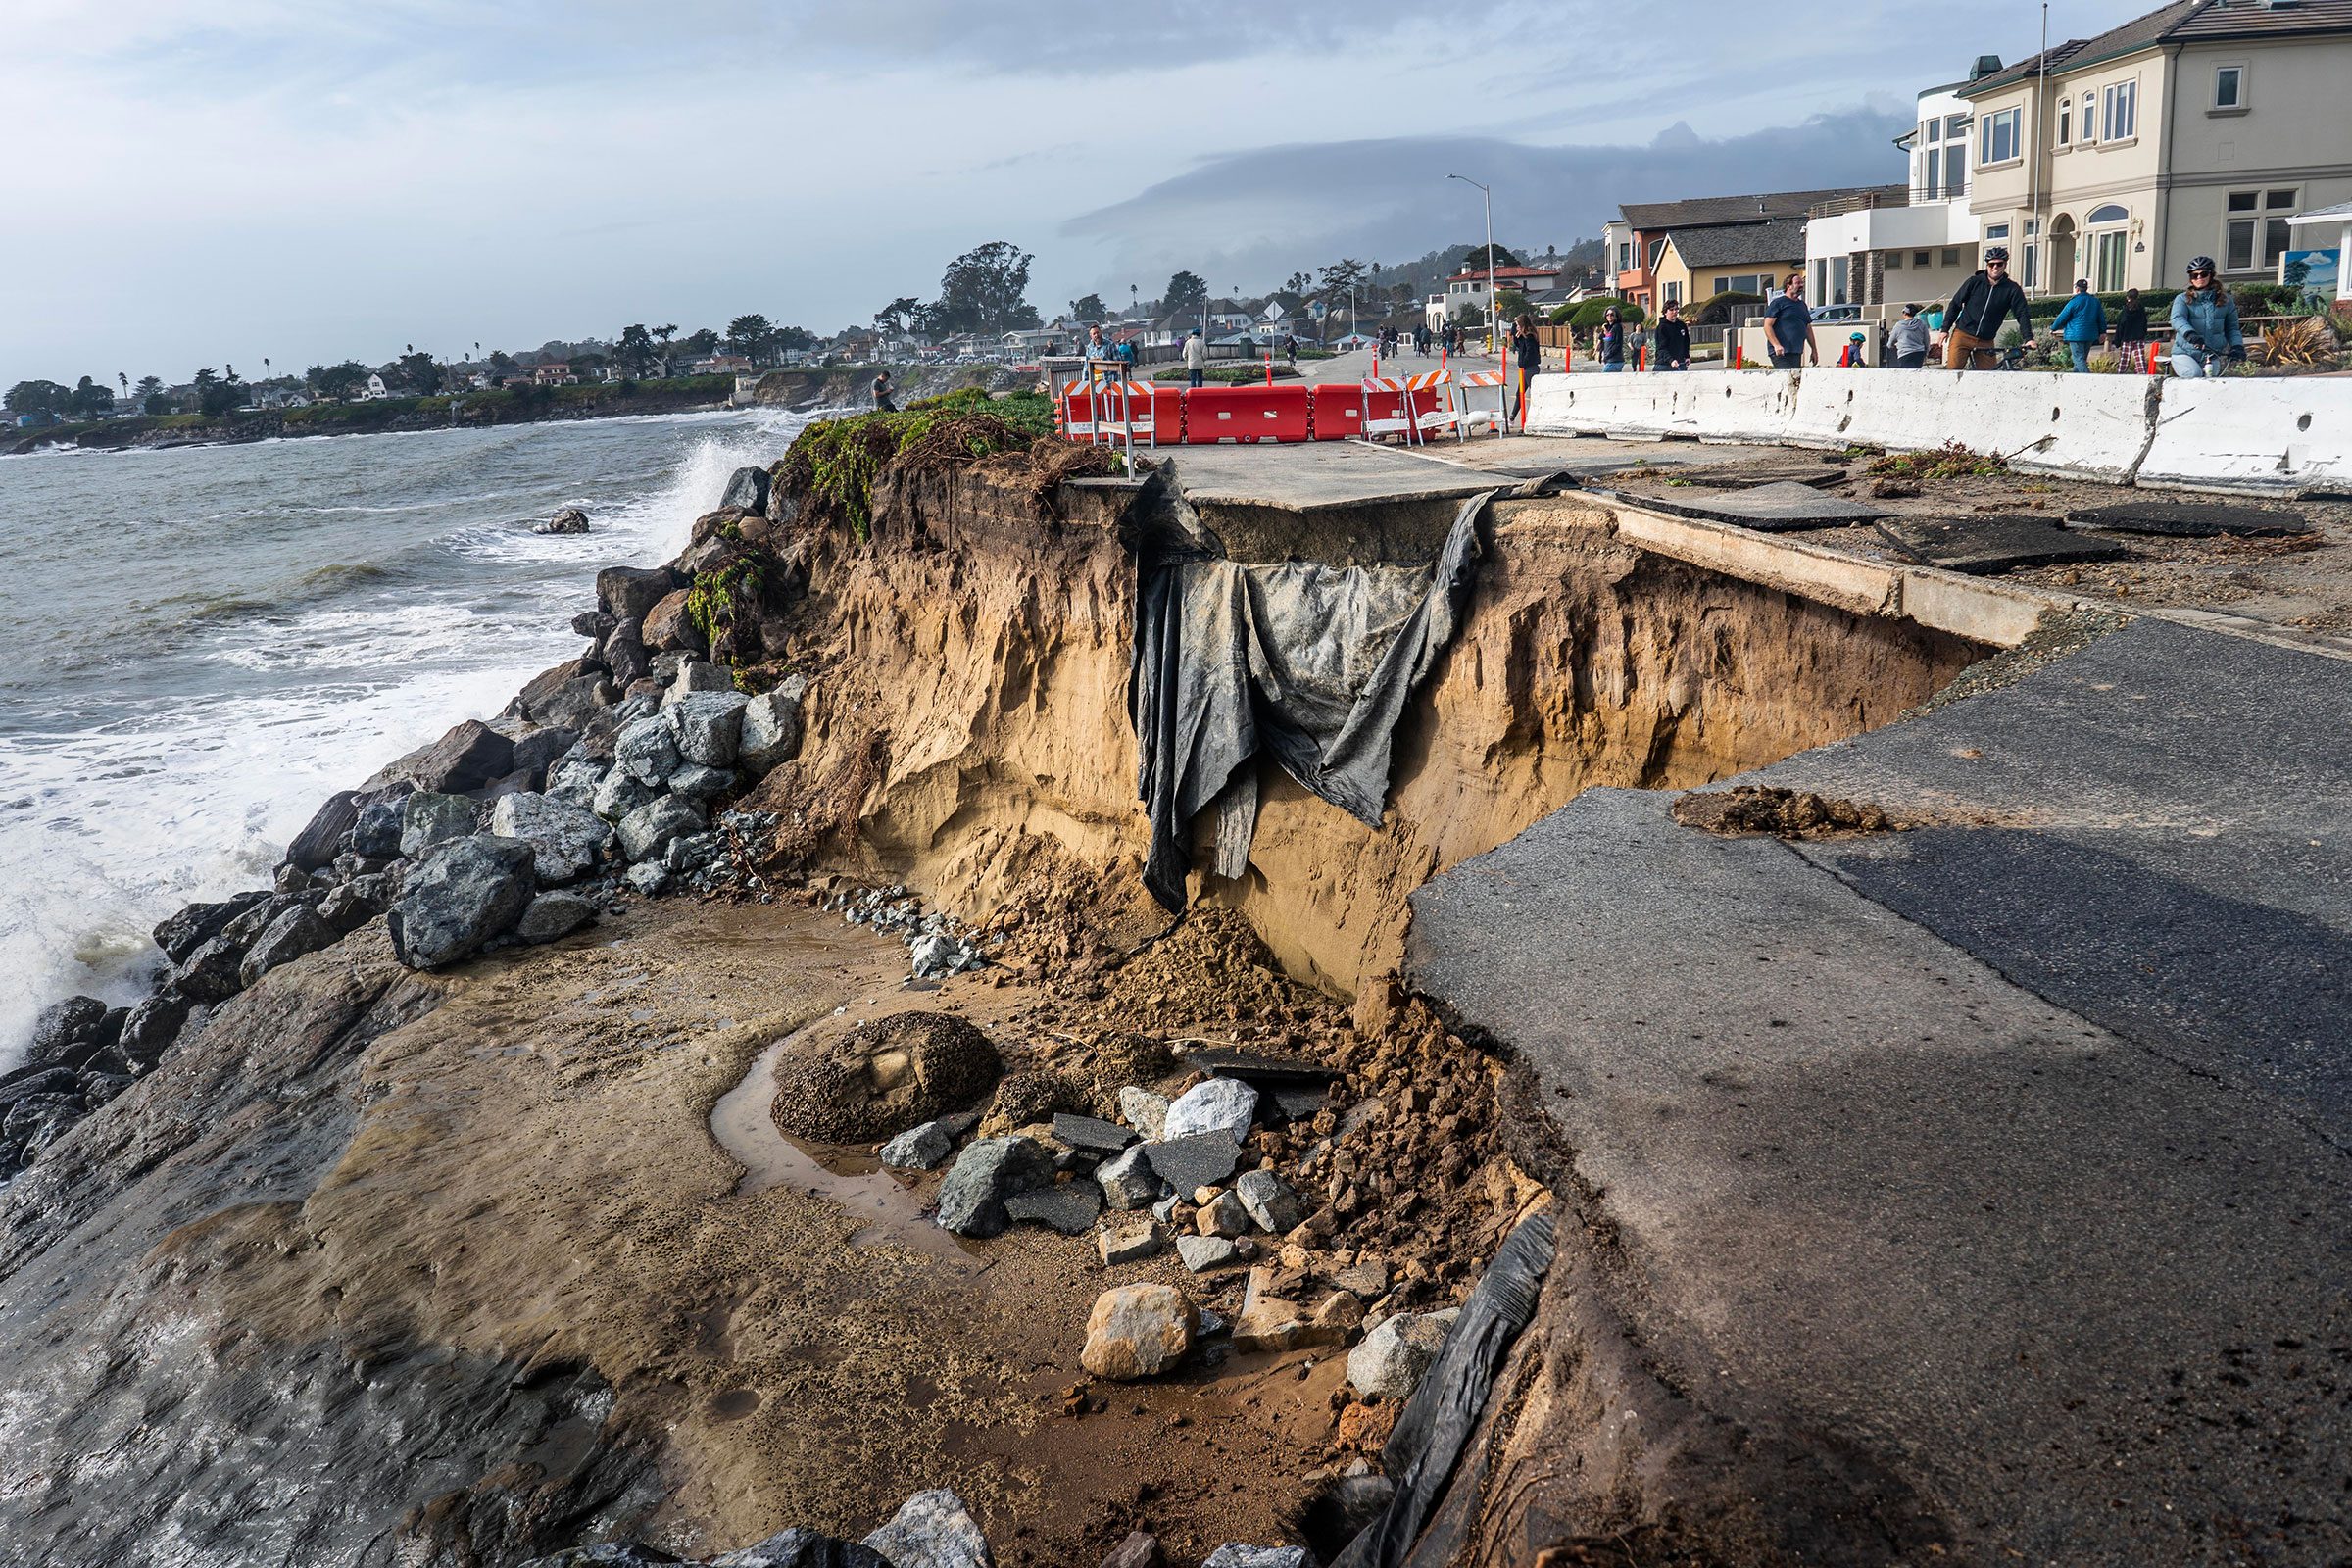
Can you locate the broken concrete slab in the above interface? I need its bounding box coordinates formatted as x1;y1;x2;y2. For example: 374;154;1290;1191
1003;1183;1103;1236
1635;479;1887;531
2065;499;2312;537
1871;514;2129;574
1141;1132;1242;1195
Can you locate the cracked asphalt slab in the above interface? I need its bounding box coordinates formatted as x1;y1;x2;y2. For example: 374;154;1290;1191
1404;613;2352;1564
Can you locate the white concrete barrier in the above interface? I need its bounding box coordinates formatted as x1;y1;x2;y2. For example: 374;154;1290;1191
1523;370;1797;443
1786;368;2155;483
2137;378;2352;494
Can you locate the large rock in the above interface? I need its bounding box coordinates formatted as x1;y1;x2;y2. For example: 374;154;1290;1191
152;893;269;963
118;992;190;1069
350;800;405;858
1117;1086;1170;1141
514;890;597;945
371;719;515;795
1201;1548;1308;1568
642;589;705;655
1347;1309;1455;1402
666;763;735;803
386;835;536;969
1096;1145;1166;1210
238;904;339;987
860;1488;992;1568
1162;1077;1258;1144
400;792;477;858
878;1115;968;1171
612;714;682;787
285;791;357;872
1080;1283;1198;1381
603;621;651;689
719;465;770;514
614;795;705;863
510;725;579;786
537;506;589;535
1004;1182;1102;1235
1142;1132;1241;1195
770;1012;1002;1143
591;765;656;824
668;690;750;767
737;677;807;775
171;935;249;1004
712;1528;889;1567
1234;1169;1302;1236
27;998;106;1066
488;792;613;884
596;564;675;623
665;661;733;703
935;1137;1054;1238
1175;1235;1244;1273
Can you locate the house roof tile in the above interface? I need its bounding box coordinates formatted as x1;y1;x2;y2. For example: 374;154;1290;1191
1962;0;2352;95
1619;186;1905;230
1664;219;1814;269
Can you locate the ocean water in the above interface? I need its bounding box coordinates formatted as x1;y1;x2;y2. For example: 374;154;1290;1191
0;408;812;1062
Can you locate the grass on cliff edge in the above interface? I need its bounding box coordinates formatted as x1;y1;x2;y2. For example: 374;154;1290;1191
776;387;1061;541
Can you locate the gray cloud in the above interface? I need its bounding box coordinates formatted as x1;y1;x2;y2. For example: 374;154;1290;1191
1060;108;1915;292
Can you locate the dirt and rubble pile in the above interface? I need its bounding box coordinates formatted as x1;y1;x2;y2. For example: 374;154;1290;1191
1671;784;1900;838
769;1010;1003;1142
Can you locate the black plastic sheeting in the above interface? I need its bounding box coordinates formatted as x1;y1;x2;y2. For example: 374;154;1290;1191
1131;489;1489;911
1331;1205;1558;1568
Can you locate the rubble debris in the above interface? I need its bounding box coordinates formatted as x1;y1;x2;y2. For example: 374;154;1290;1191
2066;500;2312;538
860;1488;994;1568
1641;479;1887;531
1347;1309;1458;1402
1004;1181;1103;1235
1098;1224;1162;1265
1872;514;2128;574
1162;1077;1258;1144
935;1136;1054;1238
1080;1283;1199;1380
769;1012;1002;1143
1671;785;1898;839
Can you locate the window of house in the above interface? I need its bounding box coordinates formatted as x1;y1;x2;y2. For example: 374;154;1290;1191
1617;242;1631;271
2081;91;2098;144
1948;141;1967;196
2225;188;2299;271
1942;248;1963;267
2214;64;2244;109
1665;281;1682;304
1926;147;1941;195
1946;114;1968;140
1648;238;1666;268
2056;99;2072;145
1832;255;1850;304
1982;107;2020;164
2103;79;2137;140
1886;251;1905;270
2022;219;2039;288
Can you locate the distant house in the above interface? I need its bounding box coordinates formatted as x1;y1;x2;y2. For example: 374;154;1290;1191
532;363;576;386
1653;219;1813;309
691;354;756;375
360;373;392;400
1436;264;1564;328
1605;187;1903;311
254;387;311;410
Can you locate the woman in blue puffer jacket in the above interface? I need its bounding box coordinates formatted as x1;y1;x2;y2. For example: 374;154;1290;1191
2051;280;2107;371
2169;257;2243;377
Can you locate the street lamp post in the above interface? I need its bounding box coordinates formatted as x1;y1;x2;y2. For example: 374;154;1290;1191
1448;172;1504;429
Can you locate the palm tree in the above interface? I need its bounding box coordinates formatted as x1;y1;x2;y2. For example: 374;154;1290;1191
117;372;128;400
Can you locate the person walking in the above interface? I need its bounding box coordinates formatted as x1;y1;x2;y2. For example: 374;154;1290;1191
1888;303;1932;368
2115;288;2152;373
1596;306;1628;372
1653;300;1691;370
871;368;897;412
2052;280;2107;371
1763;273;1818;369
1510;312;1542;421
1183;328;1206;389
2169;258;2243;378
1941;248;2034;368
1283;333;1298;367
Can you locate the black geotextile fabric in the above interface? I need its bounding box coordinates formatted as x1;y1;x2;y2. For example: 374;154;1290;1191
1131;489;1489;911
1332;1205;1559;1568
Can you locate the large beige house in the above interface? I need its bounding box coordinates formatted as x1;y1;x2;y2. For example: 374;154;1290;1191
1956;0;2352;296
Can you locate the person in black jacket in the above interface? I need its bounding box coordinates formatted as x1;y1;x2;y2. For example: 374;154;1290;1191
1653;301;1692;370
1942;246;2036;368
2114;287;2152;372
1509;312;1542;421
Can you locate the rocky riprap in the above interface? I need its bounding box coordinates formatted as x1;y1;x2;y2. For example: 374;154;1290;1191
3;466;809;1181
822;884;992;980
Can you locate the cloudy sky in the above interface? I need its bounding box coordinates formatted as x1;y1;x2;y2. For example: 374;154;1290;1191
3;0;2152;382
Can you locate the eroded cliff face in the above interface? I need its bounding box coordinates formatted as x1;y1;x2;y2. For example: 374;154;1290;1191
754;465;1984;1008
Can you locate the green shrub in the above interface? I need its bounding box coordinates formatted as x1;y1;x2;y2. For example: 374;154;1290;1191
1685;290;1763;326
776;388;1054;541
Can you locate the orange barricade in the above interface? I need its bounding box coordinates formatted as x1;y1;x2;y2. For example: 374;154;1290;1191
1182;384;1310;444
1060;381;1182;445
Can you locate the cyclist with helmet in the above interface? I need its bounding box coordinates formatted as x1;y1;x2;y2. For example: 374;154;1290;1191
2169;257;2244;378
1941;246;2035;368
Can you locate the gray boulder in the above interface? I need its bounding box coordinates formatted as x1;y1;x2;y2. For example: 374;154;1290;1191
28;997;106;1065
616;796;706;863
612;714;682;787
878;1117;961;1171
737;676;808;775
171;935;249;1004
668;690;750;767
386;835;536;969
595;564;674;623
1117;1086;1170;1141
317;882;380;933
488;792;613;884
665;660;734;704
374;719;514;795
118;993;190;1069
400;792;477;858
351;800;405;858
622;861;670;897
1347;1308;1457;1402
591;765;656;824
1234;1169;1303;1235
935;1137;1054;1238
538;506;589;534
1142;1132;1241;1195
1175;1235;1245;1273
514;890;597;945
719;465;770;514
712;1528;889;1567
1162;1077;1258;1144
238;904;339;987
152;893;268;963
1004;1182;1102;1235
662;829;728;876
1201;1548;1308;1568
603;622;651;689
1095;1145;1166;1211
546;753;608;810
285;791;357;872
667;763;735;802
510;724;579;784
861;1488;993;1568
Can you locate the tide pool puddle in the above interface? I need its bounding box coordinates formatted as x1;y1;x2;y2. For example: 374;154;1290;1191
708;1028;983;1272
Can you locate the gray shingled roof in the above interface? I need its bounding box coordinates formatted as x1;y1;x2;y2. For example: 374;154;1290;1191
1665;219;1813;270
1963;0;2352;95
1619;187;1904;230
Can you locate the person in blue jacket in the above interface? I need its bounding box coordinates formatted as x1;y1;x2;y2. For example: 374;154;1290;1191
2169;257;2244;377
2052;279;2107;371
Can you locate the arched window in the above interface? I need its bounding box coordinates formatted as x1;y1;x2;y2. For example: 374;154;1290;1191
2086;204;2130;224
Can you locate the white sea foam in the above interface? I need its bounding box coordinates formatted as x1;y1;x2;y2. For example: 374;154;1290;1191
0;406;808;1062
